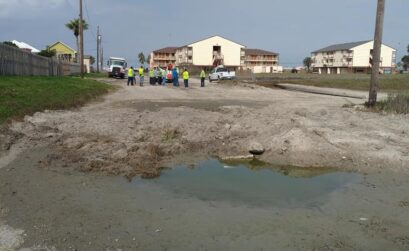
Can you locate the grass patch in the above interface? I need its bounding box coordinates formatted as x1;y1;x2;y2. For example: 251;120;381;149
0;76;114;124
246;73;409;91
162;128;181;142
376;92;409;114
85;72;108;78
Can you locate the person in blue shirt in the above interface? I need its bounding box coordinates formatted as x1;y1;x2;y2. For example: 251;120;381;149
172;67;179;87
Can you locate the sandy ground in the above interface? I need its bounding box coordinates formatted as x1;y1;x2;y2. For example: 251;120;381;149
1;78;409;250
1;78;408;174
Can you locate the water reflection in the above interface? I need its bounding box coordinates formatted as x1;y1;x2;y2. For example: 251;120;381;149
143;159;361;208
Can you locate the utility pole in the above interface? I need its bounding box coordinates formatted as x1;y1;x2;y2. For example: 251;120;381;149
79;0;84;78
368;0;385;107
101;47;104;71
97;26;101;73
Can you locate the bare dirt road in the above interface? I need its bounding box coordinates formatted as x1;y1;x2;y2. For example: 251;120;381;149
1;78;409;250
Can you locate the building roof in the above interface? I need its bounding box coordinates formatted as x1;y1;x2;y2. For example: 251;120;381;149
153;47;179;54
48;41;77;53
11;40;40;53
244;48;278;56
187;35;246;47
312;40;372;53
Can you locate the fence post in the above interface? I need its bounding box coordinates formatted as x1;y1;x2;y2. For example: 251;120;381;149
0;46;3;76
29;54;33;76
51;58;55;76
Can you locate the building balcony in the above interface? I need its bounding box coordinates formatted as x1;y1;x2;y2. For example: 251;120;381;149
153;57;176;61
244;62;277;67
246;58;278;62
178;59;193;64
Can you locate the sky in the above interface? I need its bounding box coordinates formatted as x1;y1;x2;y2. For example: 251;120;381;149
0;0;408;67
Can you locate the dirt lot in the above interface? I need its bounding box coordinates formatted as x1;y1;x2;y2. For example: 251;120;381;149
1;78;408;176
1;78;409;250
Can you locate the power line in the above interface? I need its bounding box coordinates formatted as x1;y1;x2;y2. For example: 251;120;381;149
65;0;77;12
84;0;97;40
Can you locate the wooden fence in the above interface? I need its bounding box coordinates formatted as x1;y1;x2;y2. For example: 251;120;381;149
0;43;81;76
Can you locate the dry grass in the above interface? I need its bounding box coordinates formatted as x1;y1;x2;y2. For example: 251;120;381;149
376;92;409;114
147;144;164;161
237;73;409;91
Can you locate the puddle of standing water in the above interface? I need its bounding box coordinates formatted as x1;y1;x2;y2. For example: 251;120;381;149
136;159;361;208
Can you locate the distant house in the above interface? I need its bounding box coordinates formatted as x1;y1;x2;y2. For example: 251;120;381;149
48;41;77;62
11;40;40;53
311;40;396;74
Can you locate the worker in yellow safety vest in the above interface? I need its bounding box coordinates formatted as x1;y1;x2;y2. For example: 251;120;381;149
149;68;155;85
127;67;134;86
183;68;189;88
138;66;144;86
200;68;206;87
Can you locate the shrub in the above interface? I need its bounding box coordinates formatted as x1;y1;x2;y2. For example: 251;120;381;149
377;92;409;114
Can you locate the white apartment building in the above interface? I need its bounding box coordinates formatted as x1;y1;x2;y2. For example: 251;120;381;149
311;40;396;74
150;35;280;72
177;35;244;68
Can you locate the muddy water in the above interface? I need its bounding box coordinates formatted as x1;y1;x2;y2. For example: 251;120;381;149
1;148;409;250
146;159;360;208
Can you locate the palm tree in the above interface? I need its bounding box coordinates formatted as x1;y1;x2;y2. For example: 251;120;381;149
65;19;89;63
138;52;146;66
146;54;151;66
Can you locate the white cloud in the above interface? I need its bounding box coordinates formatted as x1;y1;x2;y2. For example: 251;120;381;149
0;0;65;18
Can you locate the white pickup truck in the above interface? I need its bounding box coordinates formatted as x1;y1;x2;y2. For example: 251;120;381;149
209;66;235;82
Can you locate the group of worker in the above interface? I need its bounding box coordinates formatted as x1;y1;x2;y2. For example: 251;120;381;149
127;66;145;86
127;64;207;88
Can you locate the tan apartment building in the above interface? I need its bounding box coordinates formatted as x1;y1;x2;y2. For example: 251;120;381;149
311;40;396;74
150;47;178;67
150;35;281;73
242;48;281;73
